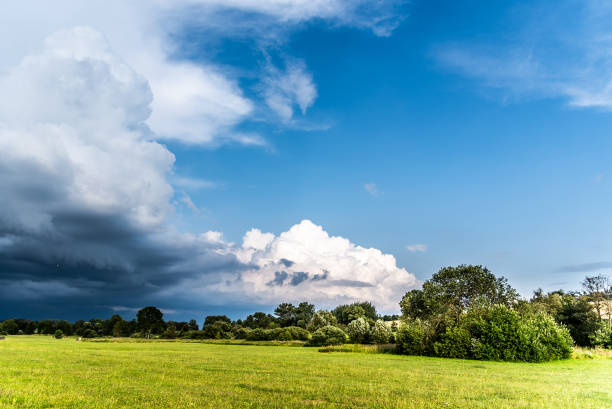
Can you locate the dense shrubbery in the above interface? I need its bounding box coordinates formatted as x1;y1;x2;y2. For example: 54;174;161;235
241;326;310;341
397;305;573;362
307;325;348;346
396;266;578;362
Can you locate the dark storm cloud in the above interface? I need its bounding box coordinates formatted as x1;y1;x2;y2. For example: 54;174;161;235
266;271;289;286
289;271;309;286
279;258;294;267
0;204;247;320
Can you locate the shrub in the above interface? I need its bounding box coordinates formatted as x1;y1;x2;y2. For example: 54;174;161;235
244;326;310;341
246;328;270;341
466;305;573;362
54;330;64;339
432;326;471;358
347;318;370;344
396;320;430;355
370;320;392;344
307;325;348;346
233;327;251;339
202;321;232;339
81;329;97;338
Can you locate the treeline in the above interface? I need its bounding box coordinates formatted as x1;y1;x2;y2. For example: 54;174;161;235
0;301;399;345
1;265;610;363
397;266;611;362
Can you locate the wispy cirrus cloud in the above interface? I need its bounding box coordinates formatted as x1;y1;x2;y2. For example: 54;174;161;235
434;0;612;111
555;261;612;273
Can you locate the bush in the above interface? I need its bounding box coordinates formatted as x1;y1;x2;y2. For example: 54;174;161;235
397;320;430;355
233;327;251;339
54;330;64;339
307;325;348;346
244;326;310;341
370;320;392;344
466;305;573;362
347;318;370;344
81;329;97;338
202;321;232;339
398;306;572;362
432;326;471;358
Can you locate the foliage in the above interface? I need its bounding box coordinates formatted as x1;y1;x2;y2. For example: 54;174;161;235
244;326;310;341
397;320;431;356
54;330;64;339
307;325;348;346
532;290;602;347
332;302;377;325
347;318;370;343
203;315;231;328
307;310;338;332
137;306;165;337
401;265;519;324
398;305;573;362
274;302;315;328
370;320;392;344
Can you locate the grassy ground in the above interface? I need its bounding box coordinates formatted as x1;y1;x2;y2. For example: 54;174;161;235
0;336;610;409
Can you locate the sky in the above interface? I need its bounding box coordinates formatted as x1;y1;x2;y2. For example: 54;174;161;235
1;0;611;321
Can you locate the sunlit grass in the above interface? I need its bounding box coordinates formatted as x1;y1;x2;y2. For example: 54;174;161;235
0;336;610;408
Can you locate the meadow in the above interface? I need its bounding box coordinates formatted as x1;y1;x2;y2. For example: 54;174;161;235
0;336;610;409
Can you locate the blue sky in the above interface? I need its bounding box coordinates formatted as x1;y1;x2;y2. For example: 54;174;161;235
0;0;611;320
170;1;612;294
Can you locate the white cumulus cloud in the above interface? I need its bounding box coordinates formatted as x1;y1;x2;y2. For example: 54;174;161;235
177;220;419;311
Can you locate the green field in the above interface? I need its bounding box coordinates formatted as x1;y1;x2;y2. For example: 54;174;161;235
0;336;610;408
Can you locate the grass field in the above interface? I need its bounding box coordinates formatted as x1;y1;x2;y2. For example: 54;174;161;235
0;336;610;408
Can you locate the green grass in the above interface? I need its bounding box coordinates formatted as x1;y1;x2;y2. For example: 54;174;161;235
0;336;610;408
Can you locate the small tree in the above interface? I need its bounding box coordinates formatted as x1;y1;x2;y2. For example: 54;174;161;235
370;320;391;344
308;310;337;332
347;318;370;344
54;330;64;339
582;275;610;321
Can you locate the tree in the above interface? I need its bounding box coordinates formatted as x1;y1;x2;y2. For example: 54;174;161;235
112;320;130;337
347;318;370;344
54;329;64;339
136;306;165;338
203;315;231;328
295;302;315;328
370;320;391;344
308;310;337;332
243;312;275;329
333;302;377;325
274;303;297;327
582;275;610;321
401;265;519;324
188;319;199;331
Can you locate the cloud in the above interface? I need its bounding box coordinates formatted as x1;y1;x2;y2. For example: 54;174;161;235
0;27;239;311
263;59;317;122
0;3;410;318
555;262;612;273
364;183;379;196
168;220;419;311
406;244;427;253
0;1;405;147
434;0;612;110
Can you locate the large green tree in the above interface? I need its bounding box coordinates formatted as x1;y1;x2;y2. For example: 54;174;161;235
401;265;519;324
136;306;165;338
